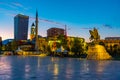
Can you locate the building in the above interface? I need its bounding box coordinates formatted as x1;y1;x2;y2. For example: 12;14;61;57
47;27;64;37
104;37;120;47
105;37;120;40
30;23;36;41
14;14;29;41
98;37;120;49
35;10;39;51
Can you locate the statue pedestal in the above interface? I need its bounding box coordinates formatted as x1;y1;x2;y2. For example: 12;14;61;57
87;45;112;60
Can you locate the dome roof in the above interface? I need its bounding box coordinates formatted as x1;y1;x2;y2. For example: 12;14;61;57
31;23;35;28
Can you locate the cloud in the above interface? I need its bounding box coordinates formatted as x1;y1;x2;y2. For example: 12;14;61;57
11;2;23;8
0;1;31;18
11;2;30;10
0;1;17;9
0;1;30;11
7;4;17;9
103;24;112;29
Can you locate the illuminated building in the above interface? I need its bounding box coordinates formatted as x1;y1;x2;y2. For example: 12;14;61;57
105;37;120;40
30;23;36;41
47;27;64;37
98;37;120;49
14;14;29;41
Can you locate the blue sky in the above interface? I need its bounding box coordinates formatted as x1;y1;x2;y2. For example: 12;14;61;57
0;0;120;41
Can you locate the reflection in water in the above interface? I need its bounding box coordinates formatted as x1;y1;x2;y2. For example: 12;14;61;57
51;57;59;62
25;64;30;78
81;60;89;74
53;64;59;76
25;65;30;73
0;56;120;80
37;57;41;68
96;61;110;73
0;57;11;80
81;60;110;73
66;64;73;79
49;57;60;79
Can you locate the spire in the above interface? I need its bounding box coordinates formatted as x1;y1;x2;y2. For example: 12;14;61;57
35;9;38;36
36;9;38;18
65;25;67;39
32;22;35;27
35;9;39;51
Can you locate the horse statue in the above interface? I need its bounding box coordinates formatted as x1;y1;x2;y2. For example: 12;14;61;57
89;27;100;41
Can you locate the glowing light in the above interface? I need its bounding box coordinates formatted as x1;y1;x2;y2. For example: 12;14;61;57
53;64;59;76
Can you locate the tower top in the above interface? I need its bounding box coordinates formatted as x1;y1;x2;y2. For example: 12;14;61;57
32;23;35;27
15;14;29;19
36;9;38;18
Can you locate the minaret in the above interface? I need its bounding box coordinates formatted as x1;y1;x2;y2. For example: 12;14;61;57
35;10;39;51
64;25;67;39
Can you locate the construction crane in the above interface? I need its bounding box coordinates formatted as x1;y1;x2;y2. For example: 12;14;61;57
29;17;68;38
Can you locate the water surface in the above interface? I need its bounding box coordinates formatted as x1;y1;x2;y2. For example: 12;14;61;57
0;56;120;80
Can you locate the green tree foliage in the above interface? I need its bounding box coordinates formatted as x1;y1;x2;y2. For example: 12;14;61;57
0;47;1;50
106;44;120;58
113;44;119;57
71;38;84;56
3;40;18;51
56;42;61;48
11;40;18;50
47;45;52;55
99;41;105;46
57;34;67;49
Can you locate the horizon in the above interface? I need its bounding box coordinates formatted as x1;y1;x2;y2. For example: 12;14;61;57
0;0;120;42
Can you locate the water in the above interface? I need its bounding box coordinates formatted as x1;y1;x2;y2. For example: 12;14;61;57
0;56;120;80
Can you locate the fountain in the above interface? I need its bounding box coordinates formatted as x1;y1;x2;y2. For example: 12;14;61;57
87;45;112;60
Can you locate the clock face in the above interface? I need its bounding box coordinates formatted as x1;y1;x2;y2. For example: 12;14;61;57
31;28;35;34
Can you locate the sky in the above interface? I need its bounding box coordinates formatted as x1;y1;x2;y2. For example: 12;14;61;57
0;0;120;42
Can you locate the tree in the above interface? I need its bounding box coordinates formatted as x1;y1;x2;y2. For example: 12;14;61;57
47;45;52;55
113;44;118;57
71;37;84;57
57;34;67;49
10;40;18;51
99;41;105;46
